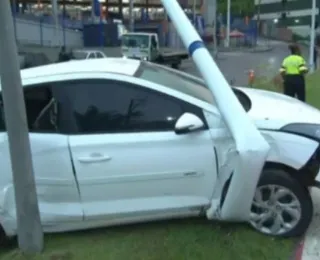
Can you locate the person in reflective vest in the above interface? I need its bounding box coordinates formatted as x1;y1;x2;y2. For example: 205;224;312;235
279;44;308;102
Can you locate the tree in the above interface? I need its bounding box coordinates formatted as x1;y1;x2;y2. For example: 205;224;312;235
217;0;255;15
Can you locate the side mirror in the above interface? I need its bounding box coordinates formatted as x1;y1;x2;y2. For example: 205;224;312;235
174;113;204;134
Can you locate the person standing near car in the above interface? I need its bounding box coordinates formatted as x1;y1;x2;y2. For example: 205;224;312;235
279;44;308;102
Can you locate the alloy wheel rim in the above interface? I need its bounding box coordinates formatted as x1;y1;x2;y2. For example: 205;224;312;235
249;184;302;235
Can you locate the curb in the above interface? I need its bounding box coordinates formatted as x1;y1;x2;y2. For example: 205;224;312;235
293;238;305;260
209;46;274;53
248;46;274;53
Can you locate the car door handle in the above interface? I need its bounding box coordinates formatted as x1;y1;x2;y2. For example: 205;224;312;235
78;154;111;163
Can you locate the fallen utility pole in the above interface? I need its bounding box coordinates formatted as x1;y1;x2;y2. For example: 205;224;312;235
0;0;43;253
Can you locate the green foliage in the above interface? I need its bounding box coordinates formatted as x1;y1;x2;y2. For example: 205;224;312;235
217;0;255;15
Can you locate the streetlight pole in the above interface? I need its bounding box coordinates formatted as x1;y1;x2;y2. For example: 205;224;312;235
256;0;262;40
225;0;231;47
192;0;196;25
12;0;18;42
213;0;218;57
309;0;317;73
0;0;43;253
51;0;60;46
129;0;134;32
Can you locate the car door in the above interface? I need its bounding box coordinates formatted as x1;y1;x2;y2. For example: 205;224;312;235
60;77;218;221
0;80;83;227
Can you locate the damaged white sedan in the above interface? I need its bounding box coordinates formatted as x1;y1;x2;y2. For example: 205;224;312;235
0;58;319;242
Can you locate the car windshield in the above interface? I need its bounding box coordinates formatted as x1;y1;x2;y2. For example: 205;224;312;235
135;62;251;111
122;34;149;48
72;51;87;60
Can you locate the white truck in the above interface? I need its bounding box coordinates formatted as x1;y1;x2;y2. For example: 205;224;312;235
121;32;189;69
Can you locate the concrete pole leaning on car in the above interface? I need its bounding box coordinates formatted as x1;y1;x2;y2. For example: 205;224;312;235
309;0;316;73
129;0;134;32
160;0;270;220
0;0;43;253
225;0;231;48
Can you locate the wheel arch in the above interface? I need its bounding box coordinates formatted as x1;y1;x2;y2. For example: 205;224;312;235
263;160;318;188
220;160;313;208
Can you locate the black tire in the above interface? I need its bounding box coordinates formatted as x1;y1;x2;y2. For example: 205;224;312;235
250;168;313;237
0;225;11;247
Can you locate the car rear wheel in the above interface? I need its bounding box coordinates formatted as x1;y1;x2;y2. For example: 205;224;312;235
249;169;313;237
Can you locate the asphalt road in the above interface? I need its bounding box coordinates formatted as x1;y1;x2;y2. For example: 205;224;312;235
181;40;310;86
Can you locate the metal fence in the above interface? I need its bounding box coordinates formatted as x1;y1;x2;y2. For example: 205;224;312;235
13;15;83;47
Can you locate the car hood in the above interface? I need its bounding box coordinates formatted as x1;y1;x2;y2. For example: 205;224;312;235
237;87;320;130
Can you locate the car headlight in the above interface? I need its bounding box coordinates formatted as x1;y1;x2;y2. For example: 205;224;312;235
141;57;147;61
122;56;127;59
280;123;320;141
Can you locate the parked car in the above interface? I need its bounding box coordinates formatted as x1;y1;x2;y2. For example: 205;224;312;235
0;58;319;242
71;49;107;60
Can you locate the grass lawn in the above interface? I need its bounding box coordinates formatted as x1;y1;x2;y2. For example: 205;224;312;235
2;71;320;260
253;70;320;109
0;219;296;260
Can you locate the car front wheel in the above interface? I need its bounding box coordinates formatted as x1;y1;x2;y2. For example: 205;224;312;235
249;168;313;237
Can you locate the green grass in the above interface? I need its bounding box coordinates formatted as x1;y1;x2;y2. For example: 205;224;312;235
3;71;320;260
253;70;320;109
0;219;296;260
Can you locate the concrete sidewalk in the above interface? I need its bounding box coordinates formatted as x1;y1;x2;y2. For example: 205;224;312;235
299;188;320;260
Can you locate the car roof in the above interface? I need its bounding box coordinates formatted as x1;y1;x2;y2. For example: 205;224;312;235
73;49;101;53
20;58;141;80
123;32;153;36
72;50;90;53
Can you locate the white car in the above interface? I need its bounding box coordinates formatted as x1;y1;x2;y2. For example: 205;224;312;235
0;58;319;242
72;50;107;60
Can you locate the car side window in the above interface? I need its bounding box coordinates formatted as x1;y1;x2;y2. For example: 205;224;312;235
88;53;95;59
96;52;104;58
0;84;58;133
59;79;206;134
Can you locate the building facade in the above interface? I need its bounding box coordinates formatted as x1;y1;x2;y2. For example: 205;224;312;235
13;0;204;21
254;0;320;37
